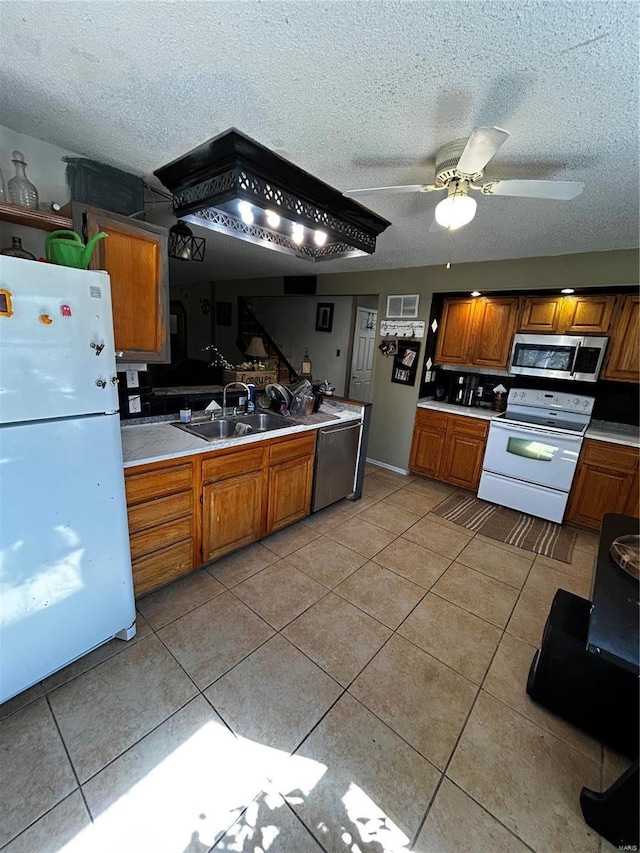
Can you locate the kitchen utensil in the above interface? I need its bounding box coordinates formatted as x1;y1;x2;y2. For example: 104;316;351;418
312;390;323;413
288;378;313;397
265;383;291;408
257;393;271;410
45;229;107;269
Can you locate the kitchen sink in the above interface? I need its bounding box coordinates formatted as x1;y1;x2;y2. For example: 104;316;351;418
172;411;292;442
234;412;291;431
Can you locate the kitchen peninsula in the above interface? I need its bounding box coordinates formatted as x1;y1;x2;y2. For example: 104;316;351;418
121;399;366;597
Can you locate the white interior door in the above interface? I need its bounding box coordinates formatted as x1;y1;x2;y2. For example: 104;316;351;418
349;307;376;402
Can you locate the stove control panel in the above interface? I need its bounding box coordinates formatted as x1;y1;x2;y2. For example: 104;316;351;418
508;388;595;414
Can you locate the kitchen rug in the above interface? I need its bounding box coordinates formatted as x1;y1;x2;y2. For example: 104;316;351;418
432;491;577;562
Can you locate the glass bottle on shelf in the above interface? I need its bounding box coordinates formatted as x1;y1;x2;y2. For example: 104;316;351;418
0;162;6;202
0;236;37;260
8;151;39;209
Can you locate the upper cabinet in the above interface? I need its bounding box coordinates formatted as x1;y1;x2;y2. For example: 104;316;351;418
518;294;615;334
602;294;640;383
435;295;519;370
469;296;520;368
73;204;170;363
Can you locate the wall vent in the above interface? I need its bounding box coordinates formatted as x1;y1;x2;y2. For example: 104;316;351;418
386;294;419;319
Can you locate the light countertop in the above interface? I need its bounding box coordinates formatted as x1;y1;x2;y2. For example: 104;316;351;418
417;400;639;448
416;399;500;421
121;400;363;468
585;420;639;449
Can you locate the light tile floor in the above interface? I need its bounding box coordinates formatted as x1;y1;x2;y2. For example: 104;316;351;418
0;466;630;852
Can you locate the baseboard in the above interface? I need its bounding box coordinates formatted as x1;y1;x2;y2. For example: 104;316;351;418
366;458;409;476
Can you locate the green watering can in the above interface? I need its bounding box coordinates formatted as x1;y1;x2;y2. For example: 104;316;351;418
45;229;107;269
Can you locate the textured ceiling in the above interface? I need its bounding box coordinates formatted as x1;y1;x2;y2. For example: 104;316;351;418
1;1;638;280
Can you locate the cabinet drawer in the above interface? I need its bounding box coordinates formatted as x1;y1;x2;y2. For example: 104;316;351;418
128;490;193;535
130;516;193;561
125;462;193;505
269;433;316;465
447;414;489;438
415;408;448;431
201;445;265;483
132;540;193;597
581;440;638;471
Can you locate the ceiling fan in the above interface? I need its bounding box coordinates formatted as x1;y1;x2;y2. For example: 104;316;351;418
344;127;584;231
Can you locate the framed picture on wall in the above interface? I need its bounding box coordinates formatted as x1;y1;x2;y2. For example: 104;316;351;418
391;339;421;386
315;302;334;332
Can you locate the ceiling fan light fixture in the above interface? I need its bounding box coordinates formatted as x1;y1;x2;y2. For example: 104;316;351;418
435;192;477;231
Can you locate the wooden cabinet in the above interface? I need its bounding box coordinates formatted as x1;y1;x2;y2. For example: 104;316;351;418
266;434;316;534
519;296;564;332
435;298;475;365
602;294;639;382
73;203;169;363
470;297;520;368
201;446;266;563
440;416;489;490
409;409;448;478
519;294;615;334
566;439;639;529
435;296;519;370
124;458;196;597
409;408;488;491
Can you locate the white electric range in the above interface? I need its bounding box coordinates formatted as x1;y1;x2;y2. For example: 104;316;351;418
478;388;595;523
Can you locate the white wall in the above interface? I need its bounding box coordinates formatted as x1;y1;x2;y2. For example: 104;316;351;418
249;295;354;395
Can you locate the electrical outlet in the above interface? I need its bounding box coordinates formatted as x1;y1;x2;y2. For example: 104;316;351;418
126;370;139;388
129;395;141;414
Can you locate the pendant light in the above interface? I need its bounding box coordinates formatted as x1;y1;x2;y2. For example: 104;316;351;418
168;220;206;261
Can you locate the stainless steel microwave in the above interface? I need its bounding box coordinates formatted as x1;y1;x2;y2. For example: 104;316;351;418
509;334;608;382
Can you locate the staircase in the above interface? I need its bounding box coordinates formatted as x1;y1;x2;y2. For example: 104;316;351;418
237;298;299;384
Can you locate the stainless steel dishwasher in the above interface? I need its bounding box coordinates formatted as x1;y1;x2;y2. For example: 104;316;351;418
311;421;361;512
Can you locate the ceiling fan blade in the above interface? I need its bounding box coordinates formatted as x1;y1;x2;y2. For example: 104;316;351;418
344;185;427;197
482;180;585;200
456;126;510;176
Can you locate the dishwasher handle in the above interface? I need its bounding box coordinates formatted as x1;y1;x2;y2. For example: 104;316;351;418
319;423;360;436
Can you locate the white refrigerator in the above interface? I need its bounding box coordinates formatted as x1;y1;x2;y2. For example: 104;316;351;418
0;255;136;704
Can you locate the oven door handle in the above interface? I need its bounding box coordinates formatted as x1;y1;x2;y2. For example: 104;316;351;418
490;420;583;442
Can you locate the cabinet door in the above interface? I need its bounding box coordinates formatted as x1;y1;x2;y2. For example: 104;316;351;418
435;298;475;365
267;455;314;534
563;295;615;334
409;424;446;478
470;297;519;369
602;295;640;382
202;472;264;563
519;296;563;332
441;418;488;491
74;204;169;363
566;440;638;529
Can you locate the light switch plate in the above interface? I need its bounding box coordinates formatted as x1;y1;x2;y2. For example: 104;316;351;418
126;370;139;388
129;395;141;414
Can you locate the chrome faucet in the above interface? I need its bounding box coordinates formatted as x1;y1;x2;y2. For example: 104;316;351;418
222;382;251;417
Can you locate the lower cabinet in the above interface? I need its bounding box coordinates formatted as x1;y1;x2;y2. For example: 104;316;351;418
409;408;488;491
125;430;318;597
566;439;639;529
124;458;196;597
266;434;316;534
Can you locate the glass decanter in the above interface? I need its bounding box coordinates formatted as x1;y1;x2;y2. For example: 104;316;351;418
8;151;39;209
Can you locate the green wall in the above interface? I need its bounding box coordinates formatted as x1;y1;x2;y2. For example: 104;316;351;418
217;248;639;470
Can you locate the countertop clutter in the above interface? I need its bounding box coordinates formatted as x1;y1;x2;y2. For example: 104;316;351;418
121;399;363;467
417;399;639;448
